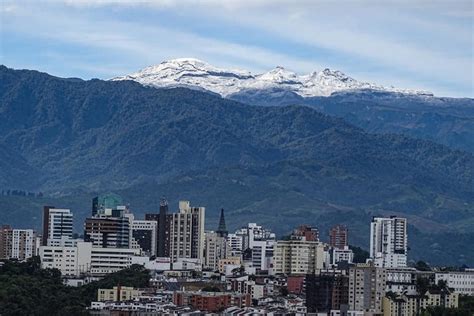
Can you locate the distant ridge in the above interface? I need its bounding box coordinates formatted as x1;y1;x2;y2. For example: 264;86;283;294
112;58;433;97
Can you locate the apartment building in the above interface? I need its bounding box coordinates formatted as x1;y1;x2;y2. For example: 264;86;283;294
42;207;73;246
370;216;408;268
0;225;35;261
348;264;386;314
330;225;348;249
169;201;205;262
273;240;325;275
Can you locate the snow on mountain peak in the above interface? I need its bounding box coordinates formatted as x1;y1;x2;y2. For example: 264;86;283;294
112;59;432;97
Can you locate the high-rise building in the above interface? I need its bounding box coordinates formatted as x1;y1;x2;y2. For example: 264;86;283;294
84;214;131;248
251;239;275;272
273;240;325;275
226;233;244;257
92;193;123;217
145;198;171;257
0;225;35;261
131;220;157;256
348;263;386;313
169;200;205;262
370;216;408;268
291;225;319;241
204;231;228;270
42;206;73;246
85;196;132;249
329;225;348;249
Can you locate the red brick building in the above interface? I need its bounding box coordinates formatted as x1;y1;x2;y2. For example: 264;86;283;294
329;225;348;249
287;275;306;294
173;291;251;313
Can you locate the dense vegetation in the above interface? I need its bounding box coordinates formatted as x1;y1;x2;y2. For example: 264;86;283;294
0;66;473;265
230;88;474;153
0;257;149;315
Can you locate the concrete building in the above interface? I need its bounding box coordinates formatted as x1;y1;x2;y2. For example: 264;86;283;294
39;241;139;277
370;216;408;268
348;264;386;314
435;271;474;295
385;267;419;295
291;225;319;241
331;246;354;265
169;200;205;262
383;289;459;316
273;240;325;275
97;286;142;302
252;239;275;272
329;225;348;249
234;223;276;251
204;231;228;271
219;257;242;274
42;207;73;246
131;220;157;256
0;225;35;261
227;233;244;257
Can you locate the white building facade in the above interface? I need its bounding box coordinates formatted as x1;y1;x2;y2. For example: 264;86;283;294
370;216;407;268
435;271;474;296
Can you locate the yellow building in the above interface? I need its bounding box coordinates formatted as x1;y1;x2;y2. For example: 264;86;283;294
383;289;459;316
97;286;142;302
218;257;241;274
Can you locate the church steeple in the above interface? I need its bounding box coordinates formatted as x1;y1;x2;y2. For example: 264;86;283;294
216;208;228;237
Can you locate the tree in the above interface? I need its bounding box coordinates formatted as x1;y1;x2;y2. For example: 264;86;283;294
415;261;431;271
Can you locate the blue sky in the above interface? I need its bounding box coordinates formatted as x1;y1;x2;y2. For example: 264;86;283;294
1;0;473;97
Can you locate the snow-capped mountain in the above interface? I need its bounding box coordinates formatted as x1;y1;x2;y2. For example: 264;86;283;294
112;58;432;97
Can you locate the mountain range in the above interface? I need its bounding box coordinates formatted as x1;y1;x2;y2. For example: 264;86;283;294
115;58;474;153
0;64;473;265
113;58;433;97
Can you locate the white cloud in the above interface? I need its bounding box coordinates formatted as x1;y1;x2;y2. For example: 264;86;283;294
2;0;473;96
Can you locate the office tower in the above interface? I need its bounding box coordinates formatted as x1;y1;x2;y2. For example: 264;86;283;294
42;206;73;246
0;225;34;261
306;273;349;313
158;198;170;257
131;220;157;256
273;240;325;275
85;195;131;248
84;212;130;248
204;231;228;270
145;198;171;257
329;224;348;249
169;200;205;262
291;224;319;241
370;216;408;268
216;208;228;237
92;193;123;217
348;264;387;313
